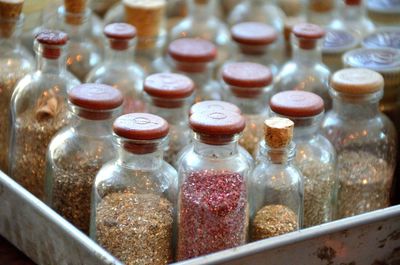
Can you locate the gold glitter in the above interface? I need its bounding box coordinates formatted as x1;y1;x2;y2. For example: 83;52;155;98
239;114;265;156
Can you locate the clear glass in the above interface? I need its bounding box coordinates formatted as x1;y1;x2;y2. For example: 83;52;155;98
321;89;397;218
274;37;332;109
91;0;120;17
307;0;336;26
220;0;240;19
329;0;375;38
250;141;303;240
45;106;119;234
9;41;80;199
0;17;35;172
176;134;252;260
170;0;230;66
90;136;177;264
86;39;146;113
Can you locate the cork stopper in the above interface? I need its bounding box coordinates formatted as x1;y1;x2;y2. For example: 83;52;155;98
231;22;277;54
309;0;335;12
292;23;325;50
63;0;88;25
36;30;68;59
330;68;384;95
189;100;241;116
123;0;166;49
264;117;294;148
104;23;137;51
0;0;24;38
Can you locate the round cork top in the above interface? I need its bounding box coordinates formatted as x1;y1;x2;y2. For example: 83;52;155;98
36;30;68;46
344;0;362;6
190;110;245;136
231;22;278;46
343;48;400;73
270;91;324;117
168;38;217;63
189;100;241;116
362;29;400;50
222;62;273;88
144;73;194;99
264;117;294;148
113;113;169;140
331;68;384;94
292;23;325;40
69;83;123;110
104;23;137;39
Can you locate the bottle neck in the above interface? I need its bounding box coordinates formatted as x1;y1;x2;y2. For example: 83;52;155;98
340;2;365;21
259;141;296;164
105;45;135;64
193;133;240;158
292;41;322;64
0;17;23;49
147;103;189;125
73;115;115;137
229;93;268;114
187;0;217;18
36;49;66;74
290;115;322;139
59;7;91;41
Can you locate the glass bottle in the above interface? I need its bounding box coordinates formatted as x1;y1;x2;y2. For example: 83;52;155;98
250;117;303;240
86;23;146;113
170;0;230;66
177;110;252;260
366;0;400;26
0;11;35;172
269;91;337;227
274;23;332;110
227;22;279;76
45;83;122;234
91;113;177;265
143;73;194;166
321;68;397;218
307;0;336;26
221;62;274;156
9;30;80;199
329;0;375;38
167;38;221;102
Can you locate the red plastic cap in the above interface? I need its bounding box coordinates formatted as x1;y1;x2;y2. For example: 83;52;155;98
189;100;241;116
168;38;217;63
69;83;123;110
231;22;278;46
293;23;325;49
222;62;273;88
190;110;245;136
345;0;362;5
113;113;169;140
270;90;324;117
36;30;68;59
104;23;136;50
144;73;194;99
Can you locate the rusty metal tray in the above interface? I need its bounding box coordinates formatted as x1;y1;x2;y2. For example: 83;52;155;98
1;171;399;265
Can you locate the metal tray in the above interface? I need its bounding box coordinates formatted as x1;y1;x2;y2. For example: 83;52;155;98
1;171;399;265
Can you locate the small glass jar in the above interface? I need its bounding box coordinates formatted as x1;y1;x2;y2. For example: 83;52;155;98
10;30;80;199
329;0;375;38
144;73;195;166
167;38;221;102
269;91;337;227
322;29;360;73
221;62;274;156
250;117;303;240
86;23;146;114
307;0;336;26
91;113;177;265
227;22;279;76
362;27;400;50
0;14;35;172
321;68;397;218
45;83;123;234
274;23;332;109
366;0;400;26
177;110;252;260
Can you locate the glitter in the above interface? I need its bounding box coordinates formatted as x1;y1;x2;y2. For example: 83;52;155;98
177;169;248;261
240;114;265;156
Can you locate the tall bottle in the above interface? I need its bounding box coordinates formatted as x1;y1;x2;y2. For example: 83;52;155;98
143;73;195;166
250;117;303;240
0;0;34;172
86;23;146;113
321;68;397;218
269;91;337;227
10;30;80;199
274;23;332;109
91;113;177;264
45;84;122;234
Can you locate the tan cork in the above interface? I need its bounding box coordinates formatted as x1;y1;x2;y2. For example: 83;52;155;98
309;0;334;12
0;0;24;38
63;0;88;25
264;117;294;149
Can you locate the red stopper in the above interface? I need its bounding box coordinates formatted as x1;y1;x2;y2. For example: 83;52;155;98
36;29;68;59
345;0;362;6
270;90;324;117
104;23;137;50
231;22;278;46
189;100;241;116
293;23;325;50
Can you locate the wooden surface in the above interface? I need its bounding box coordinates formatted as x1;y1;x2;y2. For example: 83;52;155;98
0;235;35;265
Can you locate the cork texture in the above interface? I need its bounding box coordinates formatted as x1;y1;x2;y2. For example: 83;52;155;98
264;117;294;148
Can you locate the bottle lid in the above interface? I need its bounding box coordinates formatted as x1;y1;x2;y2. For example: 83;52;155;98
293;23;325;50
63;0;88;14
35;30;68;59
270;91;324;117
113;113;169;140
189;100;241;116
344;0;362;6
69;83;123;110
264;117;294;148
231;22;278;46
330;68;384;94
362;28;400;50
168;38;217;63
104;23;136;50
343;48;400;74
322;29;359;54
284;16;306;41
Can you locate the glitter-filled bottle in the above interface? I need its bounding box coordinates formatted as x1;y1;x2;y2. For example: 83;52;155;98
0;0;34;173
177;110;252;260
321;68;397;218
45;84;123;234
269;91;337;228
274;23;332;109
86;23;146;114
221;62;274;156
9;30;80;199
167;38;221;102
329;0;375;38
250;117;303;240
143;73;195;167
91;113;177;265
